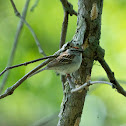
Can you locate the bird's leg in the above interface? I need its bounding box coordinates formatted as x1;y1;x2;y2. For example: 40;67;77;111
66;74;75;89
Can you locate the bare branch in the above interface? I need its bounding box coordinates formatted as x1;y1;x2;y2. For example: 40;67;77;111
0;58;54;99
0;0;30;94
10;0;20;16
0;55;57;77
71;80;113;93
98;58;126;97
10;0;46;56
0;43;72;99
59;11;69;48
93;77;126;85
23;19;46;56
30;0;40;12
95;46;126;97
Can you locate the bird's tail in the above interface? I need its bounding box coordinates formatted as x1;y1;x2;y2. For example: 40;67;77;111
28;67;47;78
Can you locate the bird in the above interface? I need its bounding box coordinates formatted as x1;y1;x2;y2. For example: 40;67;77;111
29;47;83;77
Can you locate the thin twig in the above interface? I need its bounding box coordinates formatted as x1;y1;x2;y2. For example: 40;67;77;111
59;11;69;48
92;77;126;85
0;43;71;99
22;18;46;56
10;0;46;56
60;1;69;91
0;58;54;99
98;58;126;97
71;80;113;93
30;0;40;12
10;0;20;16
0;55;57;77
0;0;30;94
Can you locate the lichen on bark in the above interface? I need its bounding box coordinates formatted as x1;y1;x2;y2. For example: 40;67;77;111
57;0;103;126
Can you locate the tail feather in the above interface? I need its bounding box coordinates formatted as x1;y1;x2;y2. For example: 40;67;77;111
28;67;47;78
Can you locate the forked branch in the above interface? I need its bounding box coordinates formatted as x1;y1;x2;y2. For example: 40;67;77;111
0;42;72;99
0;55;57;77
0;58;54;99
96;46;126;97
10;0;46;56
99;59;126;96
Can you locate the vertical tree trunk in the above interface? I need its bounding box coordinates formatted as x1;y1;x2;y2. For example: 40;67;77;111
57;0;103;126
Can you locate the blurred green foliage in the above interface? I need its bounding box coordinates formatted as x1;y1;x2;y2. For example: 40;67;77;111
0;0;126;126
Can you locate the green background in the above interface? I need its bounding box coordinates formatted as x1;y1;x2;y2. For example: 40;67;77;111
0;0;126;126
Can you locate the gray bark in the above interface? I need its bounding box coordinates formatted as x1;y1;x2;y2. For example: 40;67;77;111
57;0;103;126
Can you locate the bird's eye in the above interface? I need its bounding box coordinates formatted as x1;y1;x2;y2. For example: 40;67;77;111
76;43;79;46
67;43;70;46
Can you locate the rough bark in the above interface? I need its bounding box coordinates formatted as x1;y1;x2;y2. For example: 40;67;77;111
57;0;103;126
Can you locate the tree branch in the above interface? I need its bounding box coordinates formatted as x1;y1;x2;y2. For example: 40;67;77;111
71;80;113;93
0;55;57;77
30;0;40;12
94;46;126;97
0;58;54;99
10;0;46;56
0;0;30;94
0;42;72;99
59;0;78;48
57;0;104;125
98;58;126;97
59;11;69;48
92;77;126;85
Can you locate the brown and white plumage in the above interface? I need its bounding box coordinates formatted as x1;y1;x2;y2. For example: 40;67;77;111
29;47;83;77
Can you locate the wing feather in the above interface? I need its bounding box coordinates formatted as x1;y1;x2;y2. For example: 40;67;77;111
47;53;75;68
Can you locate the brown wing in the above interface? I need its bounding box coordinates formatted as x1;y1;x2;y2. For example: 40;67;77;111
47;53;75;68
